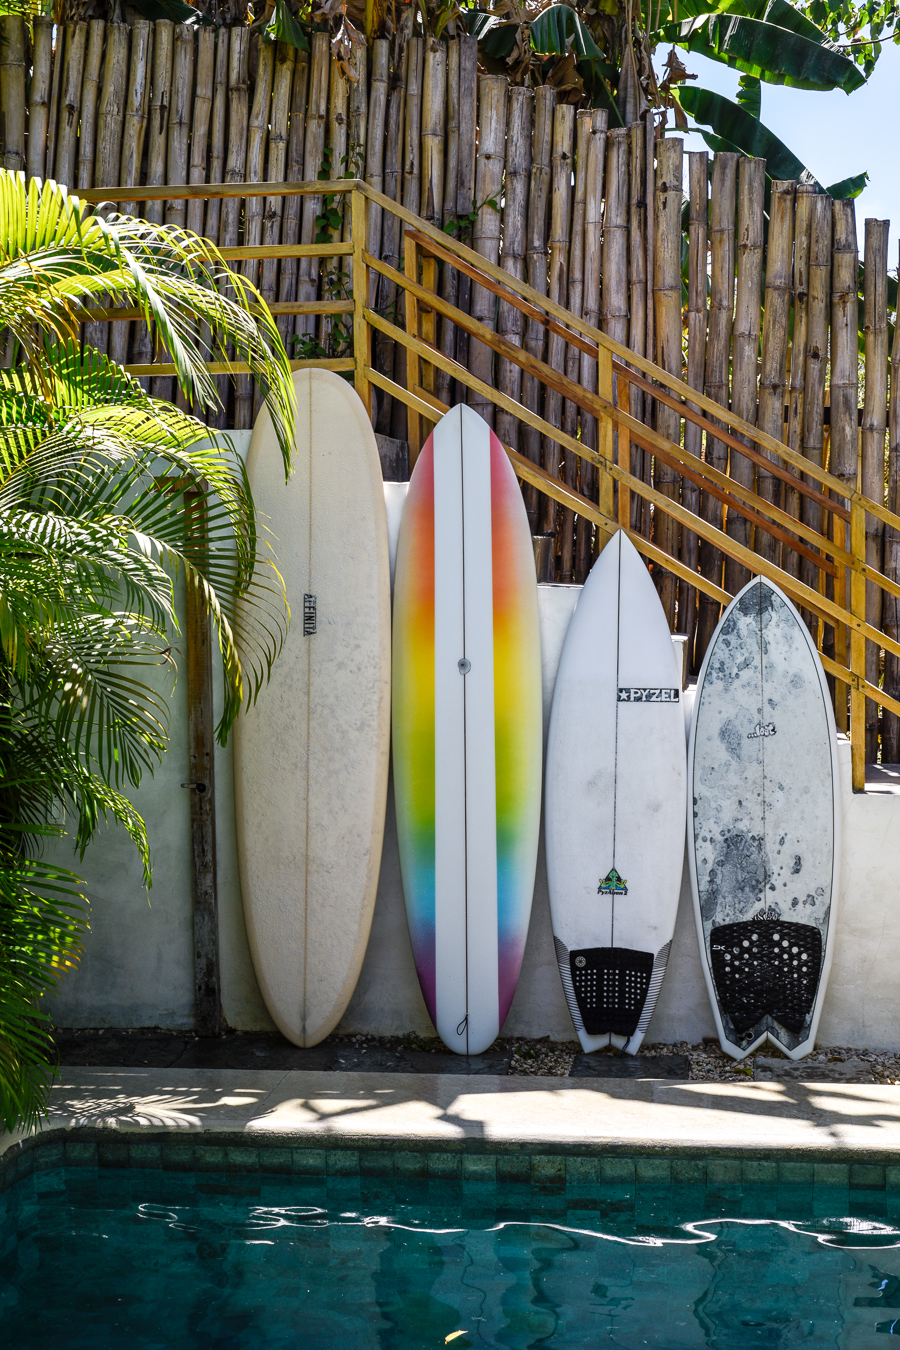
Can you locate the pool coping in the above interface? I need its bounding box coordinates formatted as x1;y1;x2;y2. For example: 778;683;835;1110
4;1066;900;1193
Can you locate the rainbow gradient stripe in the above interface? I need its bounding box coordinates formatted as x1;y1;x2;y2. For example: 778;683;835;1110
392;410;542;1046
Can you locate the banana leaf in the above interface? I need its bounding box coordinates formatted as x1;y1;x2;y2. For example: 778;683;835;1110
529;4;604;58
679;86;866;198
676;12;865;91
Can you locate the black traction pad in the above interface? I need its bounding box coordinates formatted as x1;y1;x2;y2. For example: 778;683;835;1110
569;946;654;1038
709;917;822;1035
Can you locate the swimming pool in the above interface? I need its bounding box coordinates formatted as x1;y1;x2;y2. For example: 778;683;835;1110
2;1138;900;1347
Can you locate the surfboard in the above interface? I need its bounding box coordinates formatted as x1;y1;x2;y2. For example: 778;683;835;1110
392;404;543;1055
234;369;391;1047
545;529;687;1055
688;576;841;1060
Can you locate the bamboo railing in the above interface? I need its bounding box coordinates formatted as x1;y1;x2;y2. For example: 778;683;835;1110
80;176;900;793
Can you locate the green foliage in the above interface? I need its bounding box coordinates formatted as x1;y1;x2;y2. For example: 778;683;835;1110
0;170;296;1131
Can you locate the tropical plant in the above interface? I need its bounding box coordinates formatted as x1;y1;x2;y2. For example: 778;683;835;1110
0;170;295;1132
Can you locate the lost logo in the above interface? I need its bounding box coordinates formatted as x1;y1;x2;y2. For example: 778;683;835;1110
747;721;776;739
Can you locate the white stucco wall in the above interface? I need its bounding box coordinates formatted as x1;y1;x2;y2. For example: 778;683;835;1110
48;476;900;1050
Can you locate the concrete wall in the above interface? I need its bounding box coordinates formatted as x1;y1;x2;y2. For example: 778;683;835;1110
48;472;900;1050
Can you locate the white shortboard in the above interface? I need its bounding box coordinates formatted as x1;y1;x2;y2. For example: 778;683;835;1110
392;405;543;1055
688;576;841;1060
545;529;686;1054
234;370;391;1047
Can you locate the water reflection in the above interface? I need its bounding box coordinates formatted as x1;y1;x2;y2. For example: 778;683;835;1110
3;1172;900;1348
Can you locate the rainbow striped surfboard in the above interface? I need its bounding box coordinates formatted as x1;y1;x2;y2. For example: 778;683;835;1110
392;405;543;1055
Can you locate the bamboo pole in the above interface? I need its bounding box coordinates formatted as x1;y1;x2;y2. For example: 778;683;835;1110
390;35;424;439
297;32;330;339
799;193;832;609
680;150;709;653
0;16;26;173
365;39;389;309
521;84;556;528
829;199;859;728
45;22;63;182
451;33;477;406
109;22;151;369
144;20;174;227
882;240;900;762
558;108;590;582
652;136;684;626
599;125;630;549
434;36;459;407
496;86;533;457
234;35;273;426
467;73;508;428
186;28;216;237
27;17;54;181
756;179;796;567
372;30;408;431
212;25;250;426
537;98;573;529
784;185;816;583
259;42;296;313
275;44;308;348
723;156;765;596
347;38;367;185
862;217;889;760
77;21;105;191
644;108;655;390
696;152;738;661
93;24;128;191
165;25;195;230
421;38;447;227
54;22;87;187
320;56;349;355
628;119;649;535
575;108;608;580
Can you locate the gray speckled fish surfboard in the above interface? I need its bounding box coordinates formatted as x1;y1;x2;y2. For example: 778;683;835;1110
688;577;841;1060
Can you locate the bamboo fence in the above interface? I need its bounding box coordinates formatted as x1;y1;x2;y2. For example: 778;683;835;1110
3;15;899;755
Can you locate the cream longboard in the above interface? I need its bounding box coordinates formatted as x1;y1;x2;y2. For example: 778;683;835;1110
689;577;840;1060
392;405;543;1055
234;370;391;1046
545;530;687;1054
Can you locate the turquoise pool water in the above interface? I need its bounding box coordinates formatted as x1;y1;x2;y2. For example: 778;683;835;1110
3;1161;900;1347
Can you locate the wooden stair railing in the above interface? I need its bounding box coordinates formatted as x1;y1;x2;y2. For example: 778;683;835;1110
81;176;900;791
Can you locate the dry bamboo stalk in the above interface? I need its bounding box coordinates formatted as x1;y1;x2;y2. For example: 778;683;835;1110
77;21;105;191
755;179;796;567
0;16;26;172
723;156;765;597
696;151;738;662
275;44;308;347
54;22;87;187
520;84;556;528
119;21;152;217
652;136;684;626
186;28;216;237
882;241;900;761
643;108;655;386
679;150;709;652
27;18;54;181
109;22;152;369
784;185;816;582
599;126;630;546
538;100;574;535
391;35;425;440
451;33;477;405
82;21;119;360
434;36;459;406
164;25;195;229
320;55;349;354
235;35;272;427
830;200;860;500
144;21;174;227
365;39;389;308
372;31;408;432
92;24;128;190
496;86;533;455
861;217;889;759
258;43;296;310
575;108;607;580
558;108;591;581
421;39;447;226
347;38;367;186
627;119;648;532
45;23;64;182
799;193;832;606
468;74;509;427
212;25;250;427
296;33;331;338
